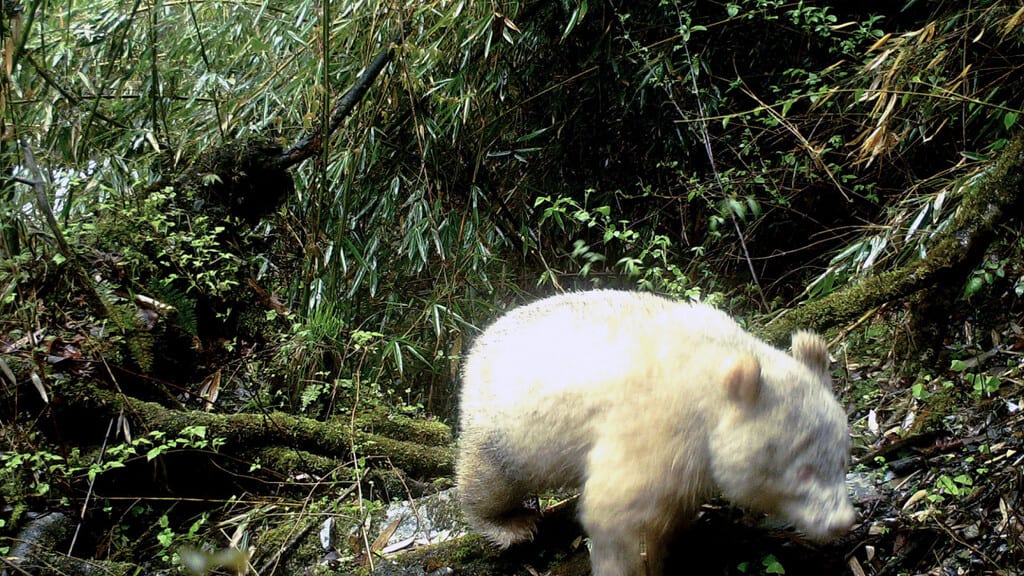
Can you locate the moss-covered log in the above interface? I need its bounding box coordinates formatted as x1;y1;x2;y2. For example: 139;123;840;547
59;382;453;479
757;132;1024;346
354;407;452;446
4;551;140;576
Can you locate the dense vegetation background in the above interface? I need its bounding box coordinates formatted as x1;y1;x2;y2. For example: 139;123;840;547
1;0;1022;574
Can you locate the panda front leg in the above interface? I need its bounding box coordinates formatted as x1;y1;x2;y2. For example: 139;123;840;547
580;438;680;576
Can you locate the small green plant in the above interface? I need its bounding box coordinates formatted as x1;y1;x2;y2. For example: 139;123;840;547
966;373;1001;397
137;426;223;461
762;555;786;575
738;553;786;574
91;187;246;300
950;359;1001;397
963;257;1007;299
0;450;65;496
155;512;210;565
535;193;703;299
1;427;224;550
911;380;930;400
931;473;974;502
2;427;224;497
156;514;175;550
965;454;989;477
299;382;327;413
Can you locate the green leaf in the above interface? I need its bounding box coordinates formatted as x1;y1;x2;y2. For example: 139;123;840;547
516;127;550;142
963;276;984;298
562;0;588;40
157;529;174;548
180;425;207;439
146;445;168;461
763;554;786;574
1004;111;1018;130
911;382;927;399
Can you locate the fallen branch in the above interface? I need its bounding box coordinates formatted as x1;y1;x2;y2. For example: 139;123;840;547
273;32;402;171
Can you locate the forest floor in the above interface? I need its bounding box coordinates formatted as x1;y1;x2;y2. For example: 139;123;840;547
831;320;1024;576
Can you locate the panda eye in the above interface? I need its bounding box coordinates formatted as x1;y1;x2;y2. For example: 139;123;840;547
796;465;816;483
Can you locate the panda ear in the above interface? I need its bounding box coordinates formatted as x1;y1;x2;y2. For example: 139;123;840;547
725;355;762;408
792;330;830;374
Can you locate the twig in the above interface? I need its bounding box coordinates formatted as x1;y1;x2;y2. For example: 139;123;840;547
24;54;129;130
68;416;117;557
932;516;1000;569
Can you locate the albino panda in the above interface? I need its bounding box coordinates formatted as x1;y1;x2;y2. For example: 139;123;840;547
456;290;855;576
